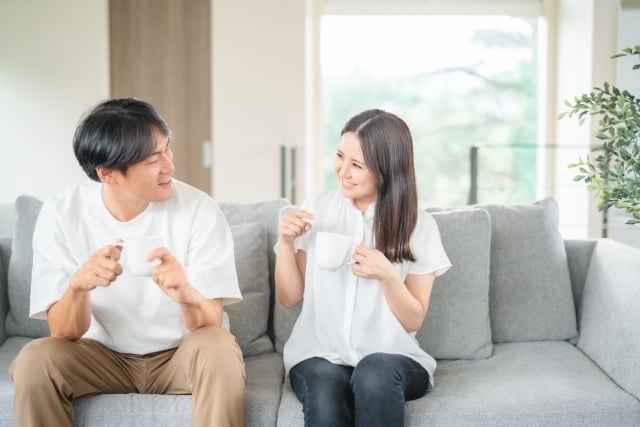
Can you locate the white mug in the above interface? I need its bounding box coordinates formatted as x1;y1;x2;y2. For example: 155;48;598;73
315;231;357;271
120;235;164;276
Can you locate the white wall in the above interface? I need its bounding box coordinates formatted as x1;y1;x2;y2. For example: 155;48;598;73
1;0;636;246
212;0;308;202
550;0;619;239
0;0;308;208
0;0;110;206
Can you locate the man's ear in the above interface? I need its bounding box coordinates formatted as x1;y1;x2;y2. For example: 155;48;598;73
96;167;116;184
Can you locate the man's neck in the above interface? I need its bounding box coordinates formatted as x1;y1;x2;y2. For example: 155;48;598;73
101;185;149;222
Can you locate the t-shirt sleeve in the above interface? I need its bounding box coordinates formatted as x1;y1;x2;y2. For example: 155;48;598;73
30;201;78;320
409;211;452;277
185;198;242;305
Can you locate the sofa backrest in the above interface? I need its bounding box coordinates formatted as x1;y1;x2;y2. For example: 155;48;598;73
217;198;290;354
3;193;288;359
2;194;583;362
273;206;496;361
5;196;48;338
273;197;580;361
0;236;11;345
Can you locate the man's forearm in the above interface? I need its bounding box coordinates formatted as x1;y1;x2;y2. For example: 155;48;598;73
180;297;224;331
47;287;92;340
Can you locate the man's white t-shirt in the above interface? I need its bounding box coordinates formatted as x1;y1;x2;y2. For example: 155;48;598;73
30;179;242;354
283;191;451;388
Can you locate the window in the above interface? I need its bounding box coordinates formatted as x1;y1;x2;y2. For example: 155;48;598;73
321;14;540;207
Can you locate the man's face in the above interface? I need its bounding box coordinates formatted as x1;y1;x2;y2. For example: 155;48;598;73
113;128;175;204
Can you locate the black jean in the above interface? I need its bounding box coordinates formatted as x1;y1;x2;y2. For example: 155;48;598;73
290;353;429;427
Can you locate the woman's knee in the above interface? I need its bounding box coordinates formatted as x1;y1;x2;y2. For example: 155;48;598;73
351;353;402;394
291;358;352;398
290;358;354;422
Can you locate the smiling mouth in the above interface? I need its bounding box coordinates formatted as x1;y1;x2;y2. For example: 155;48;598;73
159;178;172;185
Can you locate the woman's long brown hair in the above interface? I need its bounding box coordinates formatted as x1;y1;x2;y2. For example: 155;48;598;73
341;109;418;263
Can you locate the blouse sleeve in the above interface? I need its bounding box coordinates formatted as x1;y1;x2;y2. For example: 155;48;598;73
408;211;452;277
292;197;315;253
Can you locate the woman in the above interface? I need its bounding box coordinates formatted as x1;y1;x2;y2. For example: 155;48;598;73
275;109;451;427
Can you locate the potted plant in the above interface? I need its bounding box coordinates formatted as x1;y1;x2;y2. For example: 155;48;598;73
558;45;640;224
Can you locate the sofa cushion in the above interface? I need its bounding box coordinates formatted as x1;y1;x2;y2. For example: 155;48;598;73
226;222;273;357
577;239;640;401
5;195;48;338
219;199;290;344
417;208;493;360
274;300;302;354
481;198;577;343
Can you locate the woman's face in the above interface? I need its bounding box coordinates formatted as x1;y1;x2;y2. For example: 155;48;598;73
334;131;378;212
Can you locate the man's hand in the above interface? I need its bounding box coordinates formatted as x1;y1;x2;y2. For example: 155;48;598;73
148;247;201;304
49;243;123;339
69;243;123;291
148;247;223;330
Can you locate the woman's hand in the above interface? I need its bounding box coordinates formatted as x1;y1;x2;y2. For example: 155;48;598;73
278;210;315;245
351;243;434;332
350;243;399;285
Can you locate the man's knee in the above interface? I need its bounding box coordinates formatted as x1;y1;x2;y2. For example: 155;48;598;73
182;327;244;375
184;327;241;354
10;338;72;386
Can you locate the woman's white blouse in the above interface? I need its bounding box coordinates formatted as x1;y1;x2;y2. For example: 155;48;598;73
283;191;451;387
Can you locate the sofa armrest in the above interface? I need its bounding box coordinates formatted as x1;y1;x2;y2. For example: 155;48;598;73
576;238;640;401
0;236;12;345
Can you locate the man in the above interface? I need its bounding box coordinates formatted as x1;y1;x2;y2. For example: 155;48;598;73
10;98;244;426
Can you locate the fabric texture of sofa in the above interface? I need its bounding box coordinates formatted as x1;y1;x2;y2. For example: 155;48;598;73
0;195;639;426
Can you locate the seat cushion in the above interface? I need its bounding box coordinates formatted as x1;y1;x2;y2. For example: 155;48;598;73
276;342;640;427
0;336;34;424
72;353;284;427
0;337;284;427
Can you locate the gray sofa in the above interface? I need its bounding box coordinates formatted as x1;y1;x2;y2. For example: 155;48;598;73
1;195;639;426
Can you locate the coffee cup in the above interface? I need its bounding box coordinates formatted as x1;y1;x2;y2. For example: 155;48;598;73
120;235;164;276
314;231;357;271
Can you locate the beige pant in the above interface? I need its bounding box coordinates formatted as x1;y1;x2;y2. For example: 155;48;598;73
9;326;245;427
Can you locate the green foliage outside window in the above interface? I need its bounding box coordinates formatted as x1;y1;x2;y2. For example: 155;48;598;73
322;16;539;207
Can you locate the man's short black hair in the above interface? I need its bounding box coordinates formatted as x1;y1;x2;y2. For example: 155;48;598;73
73;97;171;181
